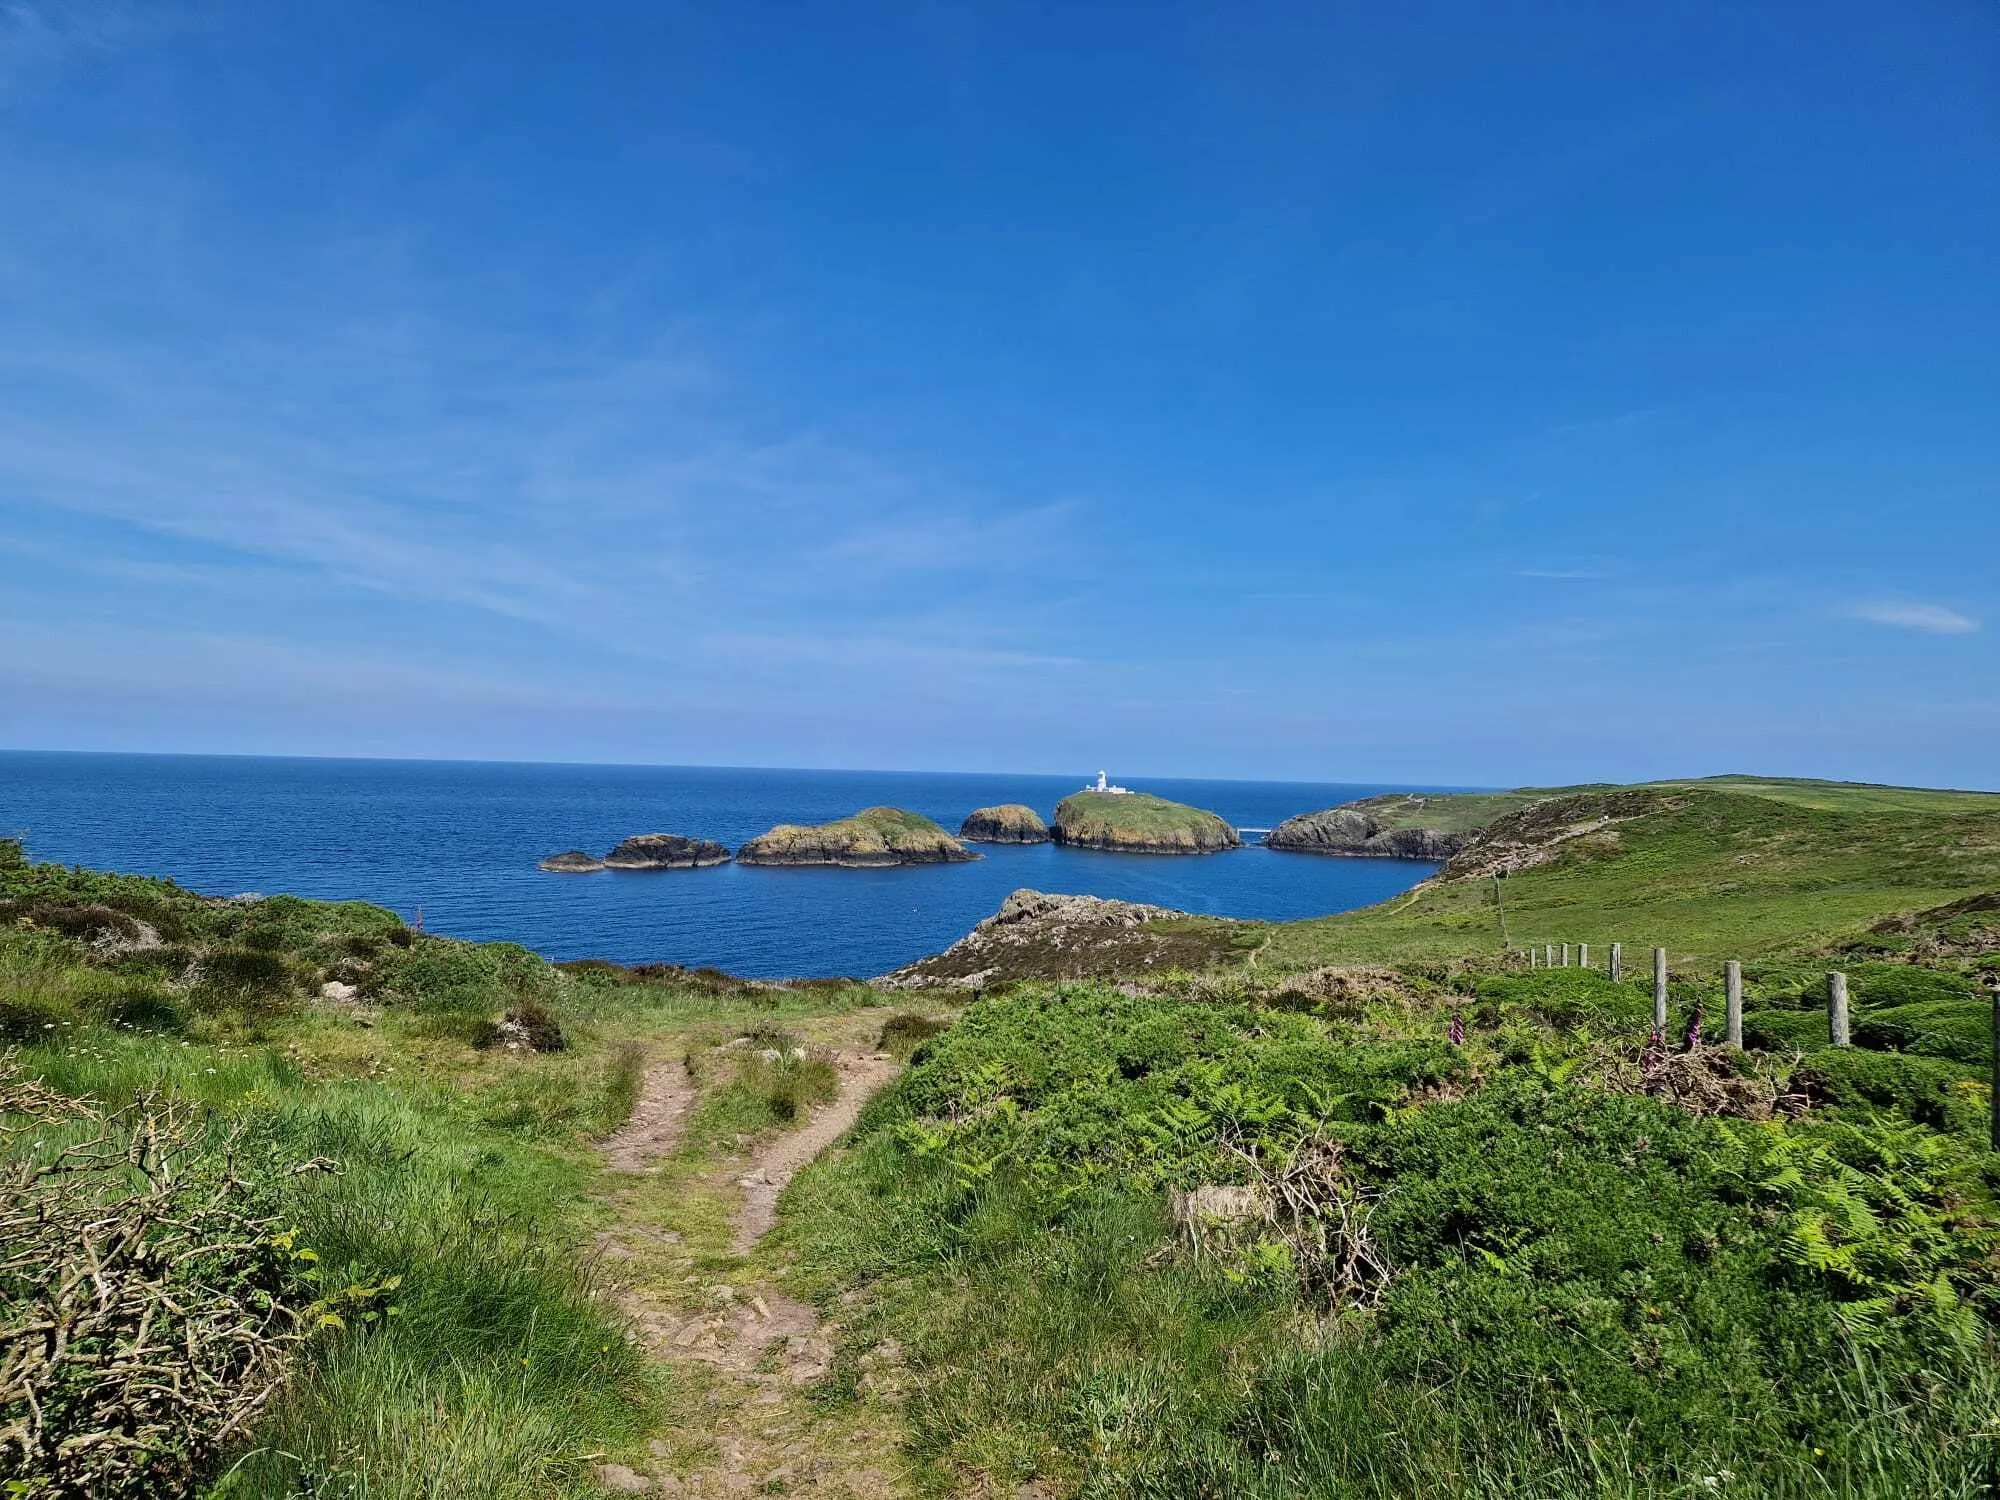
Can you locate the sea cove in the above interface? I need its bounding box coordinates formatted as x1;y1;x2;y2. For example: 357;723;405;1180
0;752;1443;978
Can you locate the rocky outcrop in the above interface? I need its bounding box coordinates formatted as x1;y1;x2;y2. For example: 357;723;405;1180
1051;792;1240;855
880;888;1250;988
603;834;732;869
958;804;1051;844
737;807;977;867
540;834;731;872
1265;807;1463;861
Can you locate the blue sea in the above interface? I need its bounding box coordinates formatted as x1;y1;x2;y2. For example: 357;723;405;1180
0;752;1445;979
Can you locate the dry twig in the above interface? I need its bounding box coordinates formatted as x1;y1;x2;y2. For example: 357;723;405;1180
0;1055;303;1499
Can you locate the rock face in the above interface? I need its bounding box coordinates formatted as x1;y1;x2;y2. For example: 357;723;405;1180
736;807;978;867
881;887;1249;988
1265;806;1463;861
538;850;605;873
1051;792;1239;855
603;833;732;869
958;804;1051;844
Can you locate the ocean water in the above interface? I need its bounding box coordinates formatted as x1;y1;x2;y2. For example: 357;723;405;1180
0;752;1445;978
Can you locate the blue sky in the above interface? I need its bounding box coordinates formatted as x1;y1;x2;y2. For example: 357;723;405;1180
0;0;1995;787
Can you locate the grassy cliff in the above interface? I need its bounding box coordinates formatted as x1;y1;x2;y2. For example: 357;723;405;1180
1051;791;1240;854
737;806;976;866
1332;774;2000;838
1262;784;2000;970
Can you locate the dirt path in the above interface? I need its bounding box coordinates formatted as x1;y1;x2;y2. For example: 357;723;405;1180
733;1049;901;1252
599;1048;697;1172
588;1018;912;1496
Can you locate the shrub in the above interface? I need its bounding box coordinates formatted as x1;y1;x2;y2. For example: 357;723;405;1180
470;999;566;1054
1853;998;1993;1065
88;979;188;1033
739;1048;839;1122
378;939;546;1015
878;1011;949;1058
1793;1050;1985;1133
0;1065;308;1498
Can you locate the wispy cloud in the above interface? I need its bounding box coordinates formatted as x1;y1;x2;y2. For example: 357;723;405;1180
1848;602;1979;636
1512;567;1610;581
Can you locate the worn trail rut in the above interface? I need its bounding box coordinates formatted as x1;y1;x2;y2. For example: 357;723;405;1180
591;1031;907;1495
733;1050;901;1252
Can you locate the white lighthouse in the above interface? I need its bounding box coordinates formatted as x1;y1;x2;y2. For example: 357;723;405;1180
1088;770;1133;795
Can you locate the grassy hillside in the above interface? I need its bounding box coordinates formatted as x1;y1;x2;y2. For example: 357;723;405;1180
1264;786;2000;970
1340;774;2000;838
1052;791;1239;853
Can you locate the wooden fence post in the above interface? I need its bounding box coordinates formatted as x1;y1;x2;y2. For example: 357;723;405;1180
1545;943;1554;968
1828;972;1850;1046
1579;942;1590;970
1609;942;1622;982
1653;948;1668;1033
1990;978;1999;1152
1562;943;1571;967
1725;960;1743;1048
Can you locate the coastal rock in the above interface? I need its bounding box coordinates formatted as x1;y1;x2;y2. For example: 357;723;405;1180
603;833;732;870
958;804;1051;844
1265;807;1464;861
1051;791;1239;855
880;887;1250;988
736;807;978;868
538;850;605;873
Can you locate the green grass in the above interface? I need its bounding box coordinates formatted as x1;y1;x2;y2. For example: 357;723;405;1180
1051;792;1238;850
1263;787;2000;970
1328;774;2000;838
0;842;878;1499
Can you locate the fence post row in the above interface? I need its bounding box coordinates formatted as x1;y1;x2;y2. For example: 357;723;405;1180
1989;977;1999;1152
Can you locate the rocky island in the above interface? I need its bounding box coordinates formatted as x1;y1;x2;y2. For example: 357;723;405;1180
603;833;732;869
736;806;978;867
538;850;606;872
1051;790;1239;854
538;833;732;872
958;804;1051;844
1265;802;1464;860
